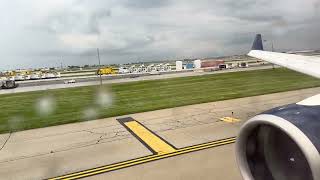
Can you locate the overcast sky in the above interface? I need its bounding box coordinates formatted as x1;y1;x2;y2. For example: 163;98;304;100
0;0;319;70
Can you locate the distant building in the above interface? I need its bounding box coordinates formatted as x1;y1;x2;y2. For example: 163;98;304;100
176;61;183;71
201;59;224;68
194;60;201;69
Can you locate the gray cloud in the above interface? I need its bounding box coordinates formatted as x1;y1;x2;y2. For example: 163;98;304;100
0;0;319;69
123;0;170;9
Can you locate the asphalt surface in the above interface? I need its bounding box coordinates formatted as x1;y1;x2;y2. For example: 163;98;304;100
0;86;318;180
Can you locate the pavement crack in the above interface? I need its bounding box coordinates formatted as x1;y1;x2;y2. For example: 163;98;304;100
0;132;12;151
82;128;131;144
83;130;105;135
96;134;106;144
82;130;108;144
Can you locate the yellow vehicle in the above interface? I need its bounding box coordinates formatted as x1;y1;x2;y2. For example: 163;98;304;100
5;71;16;76
96;67;117;75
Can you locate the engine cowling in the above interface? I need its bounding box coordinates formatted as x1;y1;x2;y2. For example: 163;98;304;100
236;98;320;180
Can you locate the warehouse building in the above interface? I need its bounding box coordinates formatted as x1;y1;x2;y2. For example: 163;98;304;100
201;59;225;70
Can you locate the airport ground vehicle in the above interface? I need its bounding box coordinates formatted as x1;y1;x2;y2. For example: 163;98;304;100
118;67;129;74
238;62;249;68
64;79;76;84
129;74;140;78
149;71;161;75
1;80;19;89
14;74;25;81
97;67;117;75
218;64;228;69
30;73;41;80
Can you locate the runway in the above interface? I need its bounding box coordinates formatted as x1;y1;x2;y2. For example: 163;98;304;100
0;86;318;179
0;65;274;95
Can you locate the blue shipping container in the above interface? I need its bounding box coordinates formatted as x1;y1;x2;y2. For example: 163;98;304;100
186;63;194;69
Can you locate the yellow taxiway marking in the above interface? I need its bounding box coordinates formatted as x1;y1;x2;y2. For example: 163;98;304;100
49;137;236;180
49;117;236;180
125;121;176;154
220;117;240;123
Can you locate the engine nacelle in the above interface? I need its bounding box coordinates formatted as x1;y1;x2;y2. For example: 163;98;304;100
236;99;320;180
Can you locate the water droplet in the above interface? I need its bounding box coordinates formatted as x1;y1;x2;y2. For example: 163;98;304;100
95;89;113;108
83;108;98;120
35;96;56;116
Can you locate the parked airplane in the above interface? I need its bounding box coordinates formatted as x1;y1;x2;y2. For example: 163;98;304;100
236;34;320;180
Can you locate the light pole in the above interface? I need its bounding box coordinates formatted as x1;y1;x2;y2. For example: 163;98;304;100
97;48;102;86
271;40;275;69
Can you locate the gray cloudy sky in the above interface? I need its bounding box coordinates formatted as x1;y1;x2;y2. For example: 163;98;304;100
0;0;319;69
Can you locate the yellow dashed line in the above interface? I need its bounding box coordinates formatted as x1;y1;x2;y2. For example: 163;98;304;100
220;117;240;123
125;121;176;154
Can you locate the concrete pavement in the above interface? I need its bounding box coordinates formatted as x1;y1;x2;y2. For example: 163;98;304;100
87;144;239;180
0;86;318;179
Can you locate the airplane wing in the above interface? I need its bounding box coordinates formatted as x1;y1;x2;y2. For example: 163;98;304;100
248;34;320;79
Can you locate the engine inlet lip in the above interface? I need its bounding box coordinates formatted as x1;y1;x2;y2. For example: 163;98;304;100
235;114;320;180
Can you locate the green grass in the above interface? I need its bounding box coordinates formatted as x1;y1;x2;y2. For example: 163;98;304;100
0;68;320;134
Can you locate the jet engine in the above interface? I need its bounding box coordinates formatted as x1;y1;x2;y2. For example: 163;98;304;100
236;95;320;180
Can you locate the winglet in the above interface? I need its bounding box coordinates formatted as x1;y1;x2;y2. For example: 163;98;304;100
251;34;264;51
